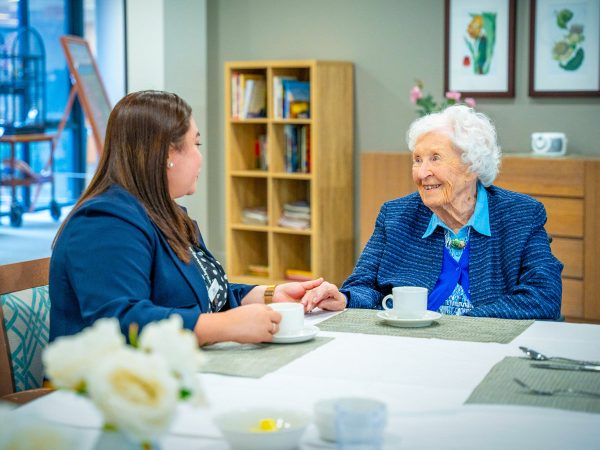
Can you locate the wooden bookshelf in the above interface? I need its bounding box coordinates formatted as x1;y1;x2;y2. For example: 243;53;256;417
225;60;354;285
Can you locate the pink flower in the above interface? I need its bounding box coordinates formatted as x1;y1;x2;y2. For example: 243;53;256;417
445;91;461;101
464;97;476;108
410;85;423;104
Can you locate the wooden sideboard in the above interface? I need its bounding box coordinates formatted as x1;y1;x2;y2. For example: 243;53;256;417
360;152;600;322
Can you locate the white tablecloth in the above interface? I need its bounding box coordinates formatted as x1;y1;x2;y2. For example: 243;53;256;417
12;314;600;449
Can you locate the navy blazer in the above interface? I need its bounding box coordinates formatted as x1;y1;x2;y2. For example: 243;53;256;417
49;185;253;341
341;186;563;319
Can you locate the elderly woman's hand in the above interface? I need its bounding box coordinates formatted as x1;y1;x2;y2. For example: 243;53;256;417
301;281;347;313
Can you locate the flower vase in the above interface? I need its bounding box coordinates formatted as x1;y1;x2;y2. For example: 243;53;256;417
93;428;162;450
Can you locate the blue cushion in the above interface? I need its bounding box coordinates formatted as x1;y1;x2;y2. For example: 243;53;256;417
1;286;50;391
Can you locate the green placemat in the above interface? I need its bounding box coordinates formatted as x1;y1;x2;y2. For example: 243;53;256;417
200;337;333;378
466;356;600;413
317;309;533;344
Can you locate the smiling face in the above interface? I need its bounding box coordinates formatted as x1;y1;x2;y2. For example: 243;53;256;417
412;132;477;214
167;118;203;199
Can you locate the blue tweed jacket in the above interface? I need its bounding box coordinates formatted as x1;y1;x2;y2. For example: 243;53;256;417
49;185;253;341
341;186;563;319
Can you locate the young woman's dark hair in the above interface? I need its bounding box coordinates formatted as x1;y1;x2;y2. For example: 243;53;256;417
54;90;199;261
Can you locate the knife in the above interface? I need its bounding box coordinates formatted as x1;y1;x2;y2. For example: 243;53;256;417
531;362;600;372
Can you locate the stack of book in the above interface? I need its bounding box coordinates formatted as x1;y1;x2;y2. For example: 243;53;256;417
247;264;269;278
278;200;310;229
273;76;310;119
231;72;266;119
284;268;313;282
284;125;310;173
241;206;267;225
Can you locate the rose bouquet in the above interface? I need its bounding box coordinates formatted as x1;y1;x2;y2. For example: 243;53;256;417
410;80;476;117
42;316;205;448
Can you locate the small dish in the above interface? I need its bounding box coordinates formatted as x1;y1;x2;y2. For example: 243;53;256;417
376;310;442;328
272;325;319;344
213;407;311;450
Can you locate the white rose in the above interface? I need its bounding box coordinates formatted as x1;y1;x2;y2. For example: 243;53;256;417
139;315;206;403
86;347;179;442
43;318;125;390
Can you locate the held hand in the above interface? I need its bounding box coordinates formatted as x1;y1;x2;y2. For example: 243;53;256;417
272;278;324;303
221;304;282;344
301;281;347;312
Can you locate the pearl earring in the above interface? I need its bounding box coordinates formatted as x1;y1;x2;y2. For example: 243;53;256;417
167;161;174;169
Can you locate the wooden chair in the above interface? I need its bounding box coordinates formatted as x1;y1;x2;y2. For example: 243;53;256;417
0;257;53;404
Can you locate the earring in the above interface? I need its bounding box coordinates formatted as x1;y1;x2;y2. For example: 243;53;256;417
167;161;174;169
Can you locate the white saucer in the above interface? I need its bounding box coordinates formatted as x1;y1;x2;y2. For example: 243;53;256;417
377;311;442;328
272;325;320;344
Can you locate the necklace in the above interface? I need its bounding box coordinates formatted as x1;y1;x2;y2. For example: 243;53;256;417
445;228;470;250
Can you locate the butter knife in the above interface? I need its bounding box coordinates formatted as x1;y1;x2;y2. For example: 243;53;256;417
531;362;600;372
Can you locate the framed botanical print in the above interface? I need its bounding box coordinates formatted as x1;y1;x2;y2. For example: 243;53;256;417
444;0;516;97
529;0;600;96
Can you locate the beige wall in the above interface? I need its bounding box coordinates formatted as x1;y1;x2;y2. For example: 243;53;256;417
205;0;600;260
127;0;209;235
164;0;209;237
126;0;165;91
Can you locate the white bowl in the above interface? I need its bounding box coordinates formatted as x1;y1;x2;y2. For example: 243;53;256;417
213;407;311;450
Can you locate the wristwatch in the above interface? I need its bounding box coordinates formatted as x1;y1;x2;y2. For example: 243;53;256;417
264;285;276;304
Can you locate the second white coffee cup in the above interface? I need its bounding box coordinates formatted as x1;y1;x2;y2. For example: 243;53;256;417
269;302;304;336
382;286;428;319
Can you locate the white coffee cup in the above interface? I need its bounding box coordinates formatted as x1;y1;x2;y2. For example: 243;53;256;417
269;302;304;336
382;286;427;319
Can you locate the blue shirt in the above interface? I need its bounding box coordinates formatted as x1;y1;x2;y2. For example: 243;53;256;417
422;182;491;315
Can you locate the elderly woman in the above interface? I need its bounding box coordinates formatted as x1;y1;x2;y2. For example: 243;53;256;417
305;105;563;319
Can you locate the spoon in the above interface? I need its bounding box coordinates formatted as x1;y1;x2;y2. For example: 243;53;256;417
519;346;600;366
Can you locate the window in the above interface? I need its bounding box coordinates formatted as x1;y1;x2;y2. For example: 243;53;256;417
0;0;125;264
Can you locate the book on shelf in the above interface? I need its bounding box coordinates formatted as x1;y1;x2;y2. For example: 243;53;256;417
284;268;314;282
281;209;310;220
248;264;269;278
241;206;267;225
283;125;310;173
242;79;266;118
254;134;267;170
231;72;239;118
282;80;310;119
284;200;310;213
278;200;310;230
278;216;310;229
272;75;297;119
290;101;309;119
231;72;266;119
301;126;310;173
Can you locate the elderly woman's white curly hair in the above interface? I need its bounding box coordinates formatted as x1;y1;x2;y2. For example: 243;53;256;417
406;104;501;186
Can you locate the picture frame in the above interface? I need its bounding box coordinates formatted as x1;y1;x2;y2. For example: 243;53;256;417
529;0;600;97
444;0;516;97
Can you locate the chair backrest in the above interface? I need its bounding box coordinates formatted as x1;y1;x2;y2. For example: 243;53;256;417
0;257;50;396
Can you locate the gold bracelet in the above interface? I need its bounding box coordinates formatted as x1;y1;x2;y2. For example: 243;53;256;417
264;285;276;304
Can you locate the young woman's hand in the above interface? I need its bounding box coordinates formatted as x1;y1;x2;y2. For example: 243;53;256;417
194;304;281;345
